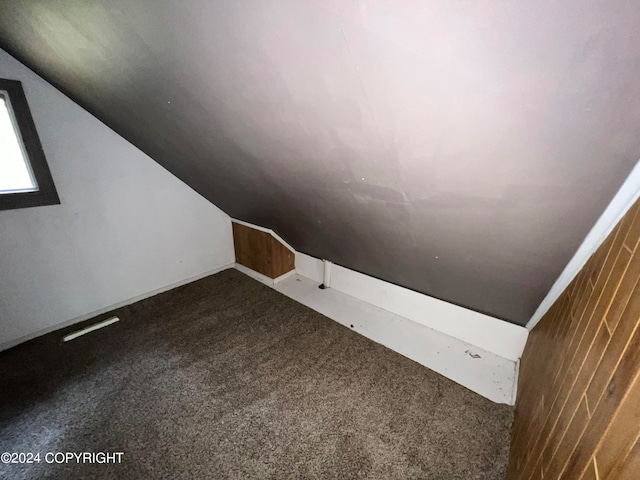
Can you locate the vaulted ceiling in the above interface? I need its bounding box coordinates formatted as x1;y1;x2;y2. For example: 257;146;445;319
2;1;639;325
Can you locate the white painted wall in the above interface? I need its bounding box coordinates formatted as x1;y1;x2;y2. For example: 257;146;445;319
0;49;235;349
296;252;528;361
231;215;528;362
273;273;518;404
230;219;524;402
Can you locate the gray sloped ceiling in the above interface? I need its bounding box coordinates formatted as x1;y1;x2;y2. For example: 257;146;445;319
1;0;639;325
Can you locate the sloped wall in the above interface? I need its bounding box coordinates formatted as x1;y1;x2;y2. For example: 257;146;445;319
4;1;640;326
0;49;235;349
507;198;640;479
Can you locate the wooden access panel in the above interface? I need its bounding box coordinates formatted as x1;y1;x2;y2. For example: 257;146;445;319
232;222;295;279
507;199;640;480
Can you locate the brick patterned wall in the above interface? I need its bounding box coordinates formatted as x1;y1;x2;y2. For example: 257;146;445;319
507;199;640;479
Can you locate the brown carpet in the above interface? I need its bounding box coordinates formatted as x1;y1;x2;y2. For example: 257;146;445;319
0;269;513;479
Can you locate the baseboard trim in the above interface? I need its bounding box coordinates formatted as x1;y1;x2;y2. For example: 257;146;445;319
230;220;530;402
230;220;528;362
274;269;297;284
234;263;274;285
0;262;235;352
512;358;521;406
295;251;528;361
233;263;297;285
273;272;517;404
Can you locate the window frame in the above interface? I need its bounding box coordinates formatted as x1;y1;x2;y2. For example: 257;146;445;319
0;79;59;210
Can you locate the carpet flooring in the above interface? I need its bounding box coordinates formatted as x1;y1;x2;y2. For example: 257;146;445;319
0;269;513;479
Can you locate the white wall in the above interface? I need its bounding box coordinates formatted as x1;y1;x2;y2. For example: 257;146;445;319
272;272;518;404
295;252;528;361
231;216;529;362
0;49;235;349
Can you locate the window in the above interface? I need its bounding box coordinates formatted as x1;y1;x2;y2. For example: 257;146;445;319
0;79;59;210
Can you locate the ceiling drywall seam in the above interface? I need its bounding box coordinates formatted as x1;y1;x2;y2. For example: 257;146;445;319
526;159;640;331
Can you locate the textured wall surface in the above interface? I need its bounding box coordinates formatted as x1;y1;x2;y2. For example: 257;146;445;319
507;198;640;479
2;1;640;324
0;49;235;348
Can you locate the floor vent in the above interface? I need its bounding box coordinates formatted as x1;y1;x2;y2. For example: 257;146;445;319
63;317;120;342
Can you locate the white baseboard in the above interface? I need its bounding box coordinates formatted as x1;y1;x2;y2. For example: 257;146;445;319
274;269;297;284
233;262;519;403
234;263;276;286
295;252;528;362
240;227;526;364
230;221;530;403
512;358;521;405
272;273;517;404
233;263;297;286
0;262;235;352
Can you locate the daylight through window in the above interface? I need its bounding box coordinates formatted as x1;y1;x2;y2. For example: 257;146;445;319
0;79;59;210
0;93;38;193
